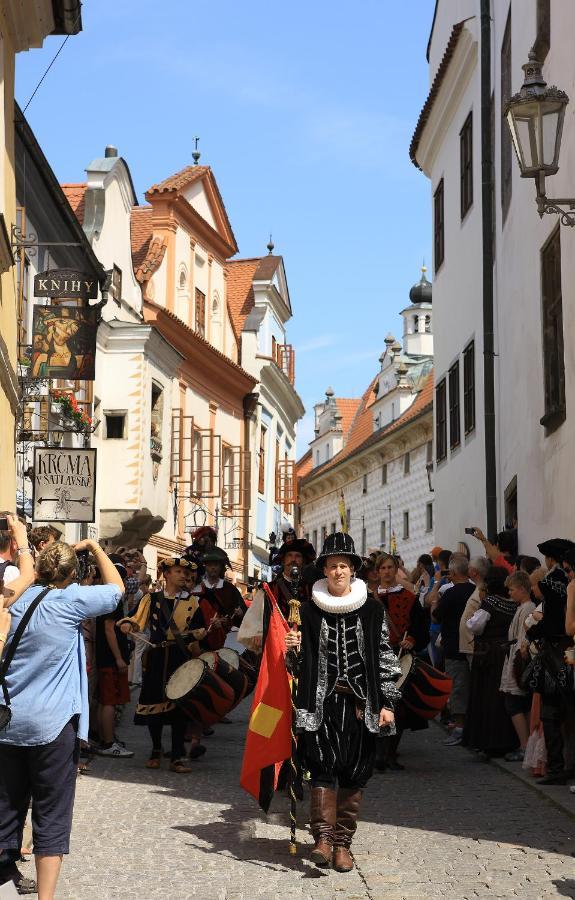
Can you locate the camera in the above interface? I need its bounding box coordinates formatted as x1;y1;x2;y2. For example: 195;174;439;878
464;527;476;536
76;549;90;583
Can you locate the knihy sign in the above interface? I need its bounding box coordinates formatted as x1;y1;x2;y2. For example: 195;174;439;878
32;448;97;523
34;269;99;300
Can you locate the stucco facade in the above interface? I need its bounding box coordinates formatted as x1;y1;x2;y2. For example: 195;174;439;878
298;275;434;570
0;2;82;511
413;1;575;554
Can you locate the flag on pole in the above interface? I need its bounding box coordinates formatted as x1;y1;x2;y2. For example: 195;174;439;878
391;531;397;554
240;584;292;812
338;490;347;532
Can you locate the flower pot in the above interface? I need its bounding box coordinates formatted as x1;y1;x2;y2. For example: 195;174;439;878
50;401;63;415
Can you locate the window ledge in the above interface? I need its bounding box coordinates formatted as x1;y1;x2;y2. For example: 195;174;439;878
540;407;566;435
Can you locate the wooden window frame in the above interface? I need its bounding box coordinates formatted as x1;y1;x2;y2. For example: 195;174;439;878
448;361;461;450
434;179;445;271
258;425;267;494
501;9;512;223
436;378;447;462
195;287;206;338
463;341;476;435
460;111;473;219
540;225;566;433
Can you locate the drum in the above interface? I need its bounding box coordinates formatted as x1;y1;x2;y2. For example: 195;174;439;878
166;659;235;725
218;647;240;670
238;651;258;694
397;653;452;720
199;651;249;704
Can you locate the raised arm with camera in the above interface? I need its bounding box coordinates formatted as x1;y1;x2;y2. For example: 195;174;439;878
1;514;35;607
73;538;125;592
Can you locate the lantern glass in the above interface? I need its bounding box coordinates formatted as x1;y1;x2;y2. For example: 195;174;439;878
506;96;566;177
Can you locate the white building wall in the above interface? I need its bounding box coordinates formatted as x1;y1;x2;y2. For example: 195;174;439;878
421;0;575;555
301;435;434;571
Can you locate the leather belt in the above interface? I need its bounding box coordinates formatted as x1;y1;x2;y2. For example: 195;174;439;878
334;683;355;696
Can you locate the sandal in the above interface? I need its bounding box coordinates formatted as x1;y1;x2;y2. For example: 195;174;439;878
169;758;193;774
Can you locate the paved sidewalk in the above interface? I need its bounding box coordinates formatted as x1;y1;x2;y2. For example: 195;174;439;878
16;705;575;899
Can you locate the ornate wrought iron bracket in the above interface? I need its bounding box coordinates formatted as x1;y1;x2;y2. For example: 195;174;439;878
536;192;575;226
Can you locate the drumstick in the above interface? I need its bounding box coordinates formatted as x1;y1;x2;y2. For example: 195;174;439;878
398;631;408;658
132;632;155;648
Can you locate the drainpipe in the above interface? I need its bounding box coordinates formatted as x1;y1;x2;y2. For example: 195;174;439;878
242;392;259;585
480;0;497;539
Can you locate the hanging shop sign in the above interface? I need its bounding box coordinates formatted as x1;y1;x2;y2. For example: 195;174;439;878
32;447;97;523
31;305;98;380
34;269;99;300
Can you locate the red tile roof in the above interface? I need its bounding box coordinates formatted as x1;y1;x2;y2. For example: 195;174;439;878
225;255;283;340
409;22;465;170
130;207;167;283
147;165;210;195
301;373;434;485
146;164;238;253
61;183;87;225
225;258;260;339
335;398;362;441
296;448;313;481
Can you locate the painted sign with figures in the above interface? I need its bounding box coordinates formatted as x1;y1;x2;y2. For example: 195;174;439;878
32;448;97;523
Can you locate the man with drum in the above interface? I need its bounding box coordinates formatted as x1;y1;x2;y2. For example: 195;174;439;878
285;532;400;873
193;547;246;652
118;557;207;773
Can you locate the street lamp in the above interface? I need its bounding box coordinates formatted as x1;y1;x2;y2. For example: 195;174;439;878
504;50;575;224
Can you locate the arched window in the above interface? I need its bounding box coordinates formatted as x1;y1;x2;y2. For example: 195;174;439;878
412;315;419;333
425;315;431;333
178;265;188;290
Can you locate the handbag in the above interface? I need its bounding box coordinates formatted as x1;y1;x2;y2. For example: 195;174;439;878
0;587;51;732
521;640;573;696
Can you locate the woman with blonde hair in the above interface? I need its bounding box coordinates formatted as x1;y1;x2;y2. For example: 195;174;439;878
0;538;123;900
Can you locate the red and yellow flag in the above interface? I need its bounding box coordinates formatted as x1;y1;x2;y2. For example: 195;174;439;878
240;584;292;812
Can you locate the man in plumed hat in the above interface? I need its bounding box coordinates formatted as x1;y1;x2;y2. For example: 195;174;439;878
285;532;400;872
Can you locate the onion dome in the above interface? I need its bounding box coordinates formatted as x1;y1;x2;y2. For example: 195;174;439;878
409;265;432;304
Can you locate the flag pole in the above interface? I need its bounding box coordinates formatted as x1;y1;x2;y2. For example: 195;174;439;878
287;568;302;856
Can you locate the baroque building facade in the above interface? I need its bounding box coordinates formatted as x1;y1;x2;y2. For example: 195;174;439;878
297;272;434;570
411;0;575;553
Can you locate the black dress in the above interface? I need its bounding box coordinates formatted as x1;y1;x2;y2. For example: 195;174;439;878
464;594;518;755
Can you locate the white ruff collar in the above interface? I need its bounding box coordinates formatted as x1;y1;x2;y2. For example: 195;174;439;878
312;578;367;614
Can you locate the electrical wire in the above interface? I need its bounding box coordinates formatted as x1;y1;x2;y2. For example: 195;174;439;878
22;6;82;113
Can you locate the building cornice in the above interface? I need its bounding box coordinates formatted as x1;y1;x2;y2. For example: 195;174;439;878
258;361;305;426
97;320;184;374
410;22;477;175
300;407;432;501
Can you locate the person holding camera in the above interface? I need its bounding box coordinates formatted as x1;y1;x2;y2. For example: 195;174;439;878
0;539;123;900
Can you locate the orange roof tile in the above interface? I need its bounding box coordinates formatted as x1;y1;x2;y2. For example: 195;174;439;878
130;207;168;283
225;255;283;340
302;373;434;484
146;164;238;254
61;183;87;225
335;398;362;440
296;448;313;480
225;258;260;339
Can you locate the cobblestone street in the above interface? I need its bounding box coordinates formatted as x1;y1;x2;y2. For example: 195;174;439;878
15;691;575;900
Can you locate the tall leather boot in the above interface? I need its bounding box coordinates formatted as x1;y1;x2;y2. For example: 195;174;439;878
309;787;337;866
333;787;362;872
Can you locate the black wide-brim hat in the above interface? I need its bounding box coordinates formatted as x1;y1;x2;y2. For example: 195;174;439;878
160;557;197;571
316;532;363;572
537;538;575;561
277;538;316;563
201;547;231;568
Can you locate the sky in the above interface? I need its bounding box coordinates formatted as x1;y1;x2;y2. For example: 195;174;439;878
16;0;435;455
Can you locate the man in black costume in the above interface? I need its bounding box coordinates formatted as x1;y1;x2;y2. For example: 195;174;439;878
285;532;400;872
268;537;316;620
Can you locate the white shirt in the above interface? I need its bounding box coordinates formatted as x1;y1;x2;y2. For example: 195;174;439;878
2;563;20;585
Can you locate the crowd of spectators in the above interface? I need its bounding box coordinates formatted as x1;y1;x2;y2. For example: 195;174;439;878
359;527;575;793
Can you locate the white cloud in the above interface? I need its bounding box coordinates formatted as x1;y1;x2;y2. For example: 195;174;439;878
296;334;338;354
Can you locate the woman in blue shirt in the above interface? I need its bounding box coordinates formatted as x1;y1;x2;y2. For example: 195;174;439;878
0;539;123;900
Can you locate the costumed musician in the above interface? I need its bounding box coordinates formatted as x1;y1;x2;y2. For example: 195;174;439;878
285;532;401;873
374;552;429;771
118;557;209;773
193;547;246;652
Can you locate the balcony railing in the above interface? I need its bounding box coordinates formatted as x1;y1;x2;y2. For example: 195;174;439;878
273;342;295;384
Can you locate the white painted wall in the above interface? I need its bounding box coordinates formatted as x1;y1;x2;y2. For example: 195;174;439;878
419;0;575;555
